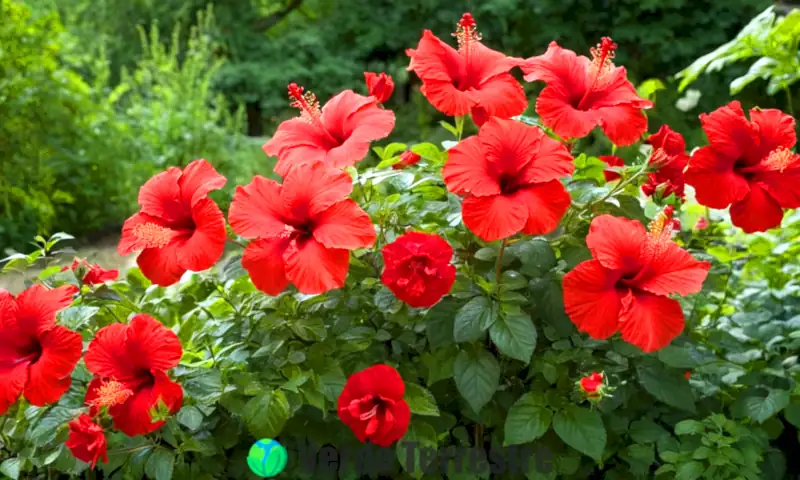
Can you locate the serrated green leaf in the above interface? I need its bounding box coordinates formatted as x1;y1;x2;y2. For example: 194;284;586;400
553;405;606;461
489;313;537;363
504;393;552;446
405;383;440;417
453;347;500;413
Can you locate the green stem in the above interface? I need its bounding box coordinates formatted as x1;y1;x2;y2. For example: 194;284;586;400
455;116;465;141
495;239;508;285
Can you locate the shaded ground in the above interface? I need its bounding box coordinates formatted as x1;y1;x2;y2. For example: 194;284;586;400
0;234;134;294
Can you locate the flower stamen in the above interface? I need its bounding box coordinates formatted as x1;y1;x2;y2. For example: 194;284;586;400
761;147;795;173
88;379;133;408
132;223;179;249
288;83;322;123
453;13;482;56
645;206;675;258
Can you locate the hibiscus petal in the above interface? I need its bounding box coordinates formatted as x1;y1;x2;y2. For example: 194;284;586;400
228;176;288;239
583;67;652;110
282;163;354;219
137;167;186;222
264;118;334;177
0;363;27;416
322;91;395;169
515;181;572;236
729;183;785;233
636;244;710;296
85;323;139;382
407;30;464;83
419;79;477;116
619;292;685;353
177;198;226;272
756;154;800;208
528;131;575;183
749;108;797;159
461;194;527;242
110;370;182;437
522;41;588;98
137;243;186;287
0;290;18;328
648;125;686;155
312;200;376;250
596;104;649;146
684;146;750;209
178;159;226;207
345;364;405;400
15;284;77;335
563;260;622;340
586;215;647;271
442;136;501;197
241;238;291;296
478;118;539;177
535;84;599;140
285;238;350;294
124;315;183;372
470;74;527;120
24;326;82;406
374;400;410;447
699;101;758;161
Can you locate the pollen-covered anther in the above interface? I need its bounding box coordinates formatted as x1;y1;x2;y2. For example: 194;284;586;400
645;207;675;257
588;36;617;85
288;83;321;122
132;222;178;249
762;147;795;173
88;379;134;408
453;12;482;51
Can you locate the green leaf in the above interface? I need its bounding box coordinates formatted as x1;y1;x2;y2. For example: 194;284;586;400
489;313;537;363
405;383;440;417
454;296;497;342
396;420;437;479
425;298;459;348
411;142;444;162
453;347;500;413
145;448;175;480
509;239;556;276
176;406;203;431
674;419;705;436
530;275;575;338
29;407;77;446
637;78;666;100
503;393;552;446
637;364;696;413
784;403;800;428
243;390;290;438
0;458;20;480
675;461;705;480
553;405;606;461
629;419;669;443
657;345;701;368
732;389;790;423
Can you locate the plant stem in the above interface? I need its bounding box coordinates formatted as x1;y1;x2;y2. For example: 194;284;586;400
495;239;508;285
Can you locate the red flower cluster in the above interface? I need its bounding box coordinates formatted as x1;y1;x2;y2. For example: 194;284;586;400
66;415;108;468
364;72;394;104
84;314;183;437
641;125;688;199
381;232;456;308
338;365;410;447
522;37;652;146
579;372;604;396
393;150;422;170
563;212;710;352
62;258;118;285
442;117;574;241
0;285;81;415
406;13;527;126
229;163;376;295
263;84;395;176
118;159;227;286
685;101;800;233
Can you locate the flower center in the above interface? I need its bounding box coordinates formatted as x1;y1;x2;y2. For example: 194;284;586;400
288;83;322;123
577;37;617;110
344;394;397;438
132;222;180;249
396;257;439;296
88;379;134;408
649;148;671;169
761;147;794;173
453;13;481;55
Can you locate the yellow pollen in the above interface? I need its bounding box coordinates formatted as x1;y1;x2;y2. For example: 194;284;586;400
453;14;482;53
88;380;133;408
588;38;616;87
132;222;178;249
762;147;795;173
645;209;674;258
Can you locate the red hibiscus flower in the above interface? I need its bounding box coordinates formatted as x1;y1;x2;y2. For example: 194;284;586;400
62;258;119;285
84;314;183;437
229;163;376;296
263;84;395;177
117;159;227;287
0;285;81;415
684;101;800;233
392;151;422;170
563;211;710;352
694;216;709;231
406;13;527;126
442;117;574;241
364;72;394;104
641;125;688;199
599;155;624;182
579;372;604;396
684;371;692;380
337;364;410;447
381;232;456;308
66;414;108;468
522;37;653;146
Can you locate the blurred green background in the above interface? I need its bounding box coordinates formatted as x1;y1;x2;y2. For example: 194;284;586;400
0;0;786;252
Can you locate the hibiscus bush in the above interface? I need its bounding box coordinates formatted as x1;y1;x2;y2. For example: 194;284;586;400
2;12;800;480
